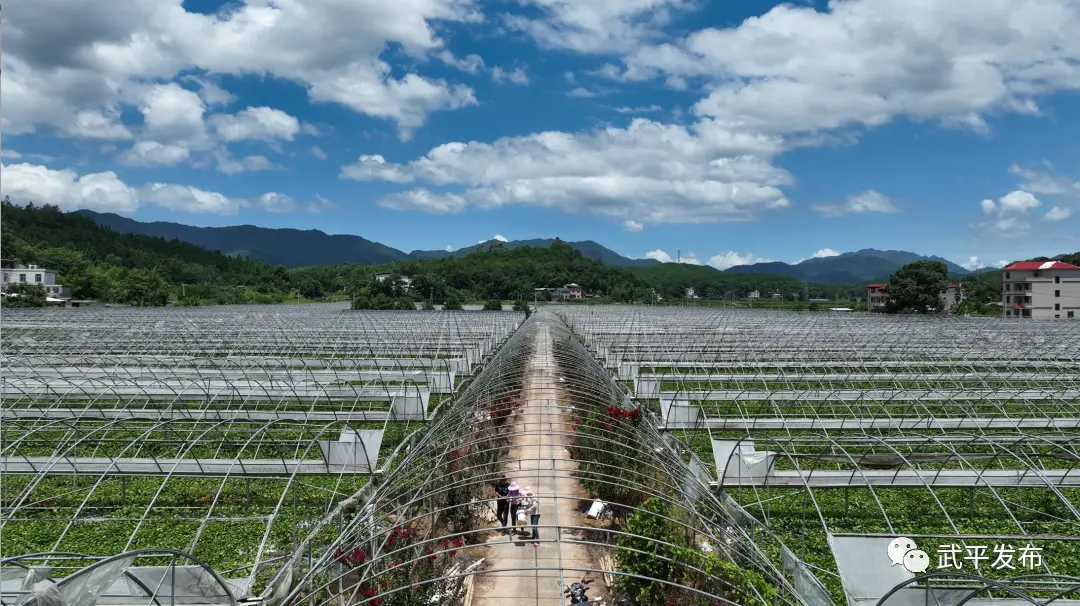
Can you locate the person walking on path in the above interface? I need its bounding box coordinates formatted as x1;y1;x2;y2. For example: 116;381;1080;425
507;480;522;535
493;477;511;534
523;487;540;546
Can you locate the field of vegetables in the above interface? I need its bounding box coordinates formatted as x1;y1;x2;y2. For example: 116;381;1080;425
0;304;521;601
560;306;1080;605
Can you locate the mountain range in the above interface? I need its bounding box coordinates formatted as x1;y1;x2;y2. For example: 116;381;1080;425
76;210;976;284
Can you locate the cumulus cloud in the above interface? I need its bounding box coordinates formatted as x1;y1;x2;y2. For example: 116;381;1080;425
506;0;693;54
1;163;140;214
491;66;530;85
973;190;1043;238
493;235;509;242
2;0;481;140
812;190;899;217
1;161;330;215
642;250;702;264
1010;163;1080;199
378;189;468;213
209;107;301;143
707;251;774;270
311;146;328;160
567;87;597;98
1;150;24;160
623;219;644;232
614;0;1080;138
1044;206;1073;221
342;118;792;228
613;105;663;114
792;248;841;263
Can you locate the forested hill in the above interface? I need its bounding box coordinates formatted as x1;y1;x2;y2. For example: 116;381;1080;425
2;200;301;305
5;202;822;307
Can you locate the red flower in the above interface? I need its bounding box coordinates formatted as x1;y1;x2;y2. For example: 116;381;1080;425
379;580;389;588
362;587;377;598
350;547;367;565
449;550;458;557
372;598;383;606
453;537;464;548
334;546;347;564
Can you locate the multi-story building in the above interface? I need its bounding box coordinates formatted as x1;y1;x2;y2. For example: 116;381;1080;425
867;283;888;310
1002;260;1080;319
552;283;584;300
866;282;963;312
0;262;69;298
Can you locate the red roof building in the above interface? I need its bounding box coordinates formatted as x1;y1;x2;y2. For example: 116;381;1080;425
1002;261;1080;319
1003;261;1080;271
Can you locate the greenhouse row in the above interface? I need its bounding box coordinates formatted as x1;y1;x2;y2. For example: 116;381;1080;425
3;305;1078;606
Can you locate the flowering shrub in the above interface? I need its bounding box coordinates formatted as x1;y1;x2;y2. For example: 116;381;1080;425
331;524;468;605
572;403;653;508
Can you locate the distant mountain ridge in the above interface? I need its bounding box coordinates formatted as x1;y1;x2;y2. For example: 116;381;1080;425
724;249;971;283
73;211;974;282
74;211;657;268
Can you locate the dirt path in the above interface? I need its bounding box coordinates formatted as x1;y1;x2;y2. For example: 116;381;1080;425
471;324;597;606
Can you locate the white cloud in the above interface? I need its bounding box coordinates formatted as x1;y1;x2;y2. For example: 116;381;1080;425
1;162;140;213
311;146;328;160
255;193;336;213
492;66;530;85
1010;163;1080;198
141;183;245;215
623;219;644;232
507;0;692;54
812;190;899;217
614;0;1080;138
1044;206;1073;221
119;141;191;166
2;0;481;140
210;107;301;142
1;162;327;215
568;87;597;98
707;251;774;270
493;235;509;242
812;248;840;258
445;245;453;252
378;188;468;213
436;51;485;74
1;150;23;160
643;249;702;264
342;118;792;228
214;154;279;175
973;190;1043;238
613;105;663;114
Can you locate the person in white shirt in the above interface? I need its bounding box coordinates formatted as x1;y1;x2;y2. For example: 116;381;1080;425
523;487;540;546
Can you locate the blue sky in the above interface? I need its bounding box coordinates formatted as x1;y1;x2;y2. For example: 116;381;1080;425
3;0;1079;270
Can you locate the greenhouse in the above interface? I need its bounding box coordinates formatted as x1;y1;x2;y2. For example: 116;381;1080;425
0;305;519;605
562;307;1080;606
3;304;1079;606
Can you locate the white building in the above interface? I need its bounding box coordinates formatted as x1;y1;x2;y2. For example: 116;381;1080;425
374;273;412;289
747;290;761;300
1002;260;1080;319
685;287;699;299
1;263;69;298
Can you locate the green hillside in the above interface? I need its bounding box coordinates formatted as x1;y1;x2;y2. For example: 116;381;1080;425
2;200;305;306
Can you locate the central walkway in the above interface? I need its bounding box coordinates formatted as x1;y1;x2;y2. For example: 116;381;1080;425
471;324;597;606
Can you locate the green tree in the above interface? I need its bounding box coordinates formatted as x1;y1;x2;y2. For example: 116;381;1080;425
886;260;949;313
2;284;48;307
483;299;503;311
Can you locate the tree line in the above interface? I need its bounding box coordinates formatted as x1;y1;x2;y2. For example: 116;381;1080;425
5;200;1076;311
